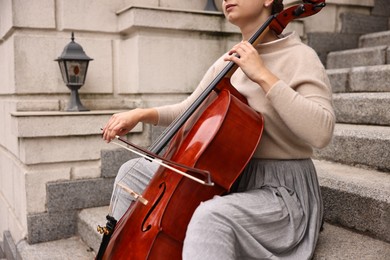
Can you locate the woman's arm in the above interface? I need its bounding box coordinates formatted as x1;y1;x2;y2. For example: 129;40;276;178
225;40;335;148
102;108;158;143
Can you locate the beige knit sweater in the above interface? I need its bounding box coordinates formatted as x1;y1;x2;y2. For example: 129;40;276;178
156;32;335;159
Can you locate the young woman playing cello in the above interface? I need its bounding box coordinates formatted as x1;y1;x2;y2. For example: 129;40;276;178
102;0;335;259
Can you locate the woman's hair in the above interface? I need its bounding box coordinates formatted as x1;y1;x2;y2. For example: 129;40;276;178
272;0;284;14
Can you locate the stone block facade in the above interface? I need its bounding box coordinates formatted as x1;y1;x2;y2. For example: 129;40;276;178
0;0;384;247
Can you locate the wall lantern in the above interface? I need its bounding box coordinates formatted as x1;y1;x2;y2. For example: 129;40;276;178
55;32;93;111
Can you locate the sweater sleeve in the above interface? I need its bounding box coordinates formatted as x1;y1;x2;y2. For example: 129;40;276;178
265;60;335;149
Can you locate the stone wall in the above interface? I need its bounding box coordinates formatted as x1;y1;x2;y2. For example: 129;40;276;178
0;0;383;246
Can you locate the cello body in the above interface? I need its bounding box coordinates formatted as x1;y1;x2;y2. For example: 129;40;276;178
102;80;264;259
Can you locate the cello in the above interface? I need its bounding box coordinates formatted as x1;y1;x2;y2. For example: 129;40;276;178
97;1;326;259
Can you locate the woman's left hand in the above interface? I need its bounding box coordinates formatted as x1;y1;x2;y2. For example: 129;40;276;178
224;41;278;93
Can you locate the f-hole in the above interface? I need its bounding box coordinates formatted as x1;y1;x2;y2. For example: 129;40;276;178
141;182;166;232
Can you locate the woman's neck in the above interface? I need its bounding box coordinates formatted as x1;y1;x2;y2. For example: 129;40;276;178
240;17;278;43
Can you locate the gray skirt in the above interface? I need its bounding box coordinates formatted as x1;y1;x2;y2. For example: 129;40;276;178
110;158;323;260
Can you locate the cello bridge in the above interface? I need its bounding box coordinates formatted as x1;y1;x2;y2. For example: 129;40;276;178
117;182;148;205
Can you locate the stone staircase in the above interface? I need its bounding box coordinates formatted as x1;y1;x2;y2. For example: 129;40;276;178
313;28;390;256
3;24;390;260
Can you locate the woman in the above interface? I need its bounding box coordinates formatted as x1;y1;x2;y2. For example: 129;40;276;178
102;0;335;259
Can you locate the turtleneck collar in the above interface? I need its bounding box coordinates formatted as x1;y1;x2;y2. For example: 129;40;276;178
255;31;300;54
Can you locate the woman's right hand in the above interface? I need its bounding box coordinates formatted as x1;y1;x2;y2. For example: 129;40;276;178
102;108;159;143
102;109;141;142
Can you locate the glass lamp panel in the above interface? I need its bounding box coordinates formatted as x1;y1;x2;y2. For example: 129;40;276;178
58;60;69;84
79;62;88;84
66;60;88;85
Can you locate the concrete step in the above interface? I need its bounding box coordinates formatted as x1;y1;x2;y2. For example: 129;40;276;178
372;0;390;17
339;12;389;35
16;236;95;260
77;206;109;254
313;223;390;260
314;123;390;171
359;30;390;48
326;67;350;93
327;64;390;93
314;160;390;243
333;92;390;126
26;177;114;245
326;45;388;69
